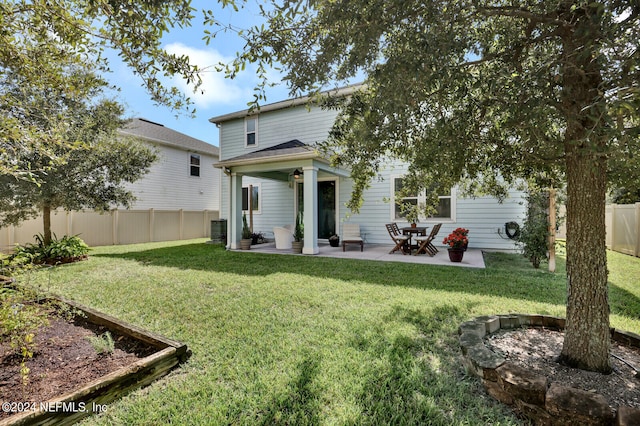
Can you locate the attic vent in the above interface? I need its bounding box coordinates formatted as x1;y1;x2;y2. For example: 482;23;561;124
139;118;164;127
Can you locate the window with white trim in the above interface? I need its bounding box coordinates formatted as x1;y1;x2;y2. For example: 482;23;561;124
189;154;200;177
391;176;456;221
242;184;261;214
245;117;257;147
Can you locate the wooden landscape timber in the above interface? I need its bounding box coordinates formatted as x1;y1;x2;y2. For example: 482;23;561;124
0;298;191;426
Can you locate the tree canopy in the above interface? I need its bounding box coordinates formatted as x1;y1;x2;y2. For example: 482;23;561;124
0;50;157;245
230;0;640;372
0;0;228;180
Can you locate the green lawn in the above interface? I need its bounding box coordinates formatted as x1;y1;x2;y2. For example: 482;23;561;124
25;240;640;425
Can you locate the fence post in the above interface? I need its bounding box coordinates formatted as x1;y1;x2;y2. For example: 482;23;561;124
149;209;155;243
112;210;119;245
636;203;640;258
8;225;14;247
179;209;184;240
610;204;617;252
66;211;72;236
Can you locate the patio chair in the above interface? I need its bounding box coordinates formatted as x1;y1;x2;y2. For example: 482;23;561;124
273;225;293;249
342;223;364;252
385;223;410;255
414;223;442;256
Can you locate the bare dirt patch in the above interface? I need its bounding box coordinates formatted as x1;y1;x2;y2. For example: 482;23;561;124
485;327;640;410
0;313;156;421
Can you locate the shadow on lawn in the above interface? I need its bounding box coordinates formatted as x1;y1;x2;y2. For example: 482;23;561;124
94;243;640;315
257;355;321;425
353;304;514;424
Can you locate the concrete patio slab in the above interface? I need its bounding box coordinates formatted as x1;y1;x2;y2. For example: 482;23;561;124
232;242;486;268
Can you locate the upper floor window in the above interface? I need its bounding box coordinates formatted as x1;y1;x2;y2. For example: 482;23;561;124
245;117;257;147
190;154;200;177
391;176;456;222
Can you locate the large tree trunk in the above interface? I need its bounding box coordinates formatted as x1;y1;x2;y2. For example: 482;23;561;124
558;2;610;373
42;203;52;246
561;148;610;372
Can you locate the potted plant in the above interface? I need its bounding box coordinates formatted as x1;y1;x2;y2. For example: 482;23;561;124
240;213;252;250
453;227;469;250
292;212;304;253
403;204;420;228
443;229;469;262
251;232;265;245
328;234;340;247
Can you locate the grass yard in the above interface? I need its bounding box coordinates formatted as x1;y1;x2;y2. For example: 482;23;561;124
23;239;640;425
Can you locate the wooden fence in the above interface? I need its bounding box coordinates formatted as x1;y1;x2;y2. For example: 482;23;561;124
606;203;640;258
0;209;220;250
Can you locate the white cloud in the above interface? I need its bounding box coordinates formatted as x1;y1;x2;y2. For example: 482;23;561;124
164;42;249;108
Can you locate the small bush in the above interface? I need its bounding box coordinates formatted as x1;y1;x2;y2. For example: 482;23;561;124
0;287;49;385
11;234;90;266
87;331;115;355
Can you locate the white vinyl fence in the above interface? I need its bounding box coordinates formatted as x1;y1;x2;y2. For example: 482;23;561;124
606;203;640;258
1;209;220;250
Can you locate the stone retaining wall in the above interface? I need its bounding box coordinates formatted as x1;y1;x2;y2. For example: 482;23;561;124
459;314;640;425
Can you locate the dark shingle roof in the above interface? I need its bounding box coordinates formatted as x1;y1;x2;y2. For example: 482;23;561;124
218;139;317;165
120;118;219;157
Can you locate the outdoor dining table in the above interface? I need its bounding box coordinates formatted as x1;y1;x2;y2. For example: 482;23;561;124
401;226;428;252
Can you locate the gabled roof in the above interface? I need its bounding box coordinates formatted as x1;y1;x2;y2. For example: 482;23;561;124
120;118;219;157
208;83;364;125
216;139;319;167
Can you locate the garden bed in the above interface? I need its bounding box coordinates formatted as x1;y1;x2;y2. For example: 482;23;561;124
0;297;190;426
459;314;640;425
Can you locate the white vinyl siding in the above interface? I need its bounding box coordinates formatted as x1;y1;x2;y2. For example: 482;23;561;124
220;106;340;161
221;176;294;237
217;102;526;251
126;144;220;211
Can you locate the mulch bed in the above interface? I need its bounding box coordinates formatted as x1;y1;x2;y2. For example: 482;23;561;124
0;312;156;421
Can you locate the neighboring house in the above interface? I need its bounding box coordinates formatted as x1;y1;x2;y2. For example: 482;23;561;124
210;87;525;254
120;118;221;211
0;118;221;248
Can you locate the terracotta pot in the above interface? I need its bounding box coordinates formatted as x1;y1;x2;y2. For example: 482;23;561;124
448;248;464;262
292;240;304;254
411;223;417;228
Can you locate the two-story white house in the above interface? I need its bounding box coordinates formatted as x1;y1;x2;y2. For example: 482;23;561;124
120;118;221;211
210;87;525;254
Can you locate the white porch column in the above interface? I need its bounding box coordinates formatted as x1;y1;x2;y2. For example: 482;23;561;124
302;166;319;254
229;172;243;249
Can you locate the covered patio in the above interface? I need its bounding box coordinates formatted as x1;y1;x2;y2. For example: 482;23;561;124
232;242;486;268
216;140;350;254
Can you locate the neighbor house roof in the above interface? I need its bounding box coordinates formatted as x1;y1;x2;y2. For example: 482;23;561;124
208;83;364;125
120;118;219;157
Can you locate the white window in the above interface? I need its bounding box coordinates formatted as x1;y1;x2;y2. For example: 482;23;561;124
391;176;456;222
245;117;257;147
242;184;261;214
190;154;200;177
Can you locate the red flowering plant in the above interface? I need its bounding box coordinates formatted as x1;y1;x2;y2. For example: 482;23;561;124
443;228;469;249
453;227;469;236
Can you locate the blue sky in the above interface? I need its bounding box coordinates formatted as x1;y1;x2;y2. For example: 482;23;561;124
105;1;292;146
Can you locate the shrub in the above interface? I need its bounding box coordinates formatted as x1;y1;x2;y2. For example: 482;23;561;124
11;234;90;265
518;189;556;268
0;287;49;385
87;331;115;355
